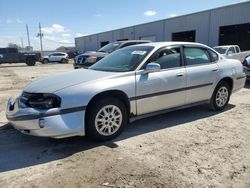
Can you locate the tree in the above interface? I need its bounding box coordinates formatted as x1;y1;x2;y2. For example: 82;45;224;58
56;46;66;52
7;43;22;50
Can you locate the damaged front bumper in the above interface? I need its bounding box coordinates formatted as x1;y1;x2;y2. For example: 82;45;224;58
6;97;86;138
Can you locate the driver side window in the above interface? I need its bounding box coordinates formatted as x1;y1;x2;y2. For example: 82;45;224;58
150;47;181;69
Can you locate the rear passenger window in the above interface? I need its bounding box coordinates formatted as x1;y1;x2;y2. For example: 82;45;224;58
228;47;235;54
152;47;181;69
184;47;211;66
0;48;7;54
8;48;18;53
235;47;240;53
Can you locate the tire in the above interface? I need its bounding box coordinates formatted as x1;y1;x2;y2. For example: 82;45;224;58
26;58;36;66
86;97;127;141
42;59;49;64
61;58;68;64
210;81;231;111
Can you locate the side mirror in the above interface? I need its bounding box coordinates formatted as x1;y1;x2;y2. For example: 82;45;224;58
144;62;161;74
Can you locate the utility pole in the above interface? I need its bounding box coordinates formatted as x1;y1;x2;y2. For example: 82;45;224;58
21;37;24;49
37;22;44;56
26;24;31;47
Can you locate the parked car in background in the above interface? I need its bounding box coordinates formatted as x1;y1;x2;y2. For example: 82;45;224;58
6;42;246;141
73;40;151;69
41;52;69;64
213;45;250;63
0;48;41;66
67;51;78;59
243;56;250;78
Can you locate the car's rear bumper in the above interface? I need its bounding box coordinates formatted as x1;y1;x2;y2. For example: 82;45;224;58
232;74;246;93
6;97;86;138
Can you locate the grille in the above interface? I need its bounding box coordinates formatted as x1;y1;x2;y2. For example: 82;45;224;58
77;56;88;64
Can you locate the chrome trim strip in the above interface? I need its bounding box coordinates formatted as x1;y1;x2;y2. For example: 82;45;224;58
130;83;213;101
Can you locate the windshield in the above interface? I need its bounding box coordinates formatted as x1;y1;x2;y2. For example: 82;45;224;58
213;47;227;54
89;46;154;72
98;42;121;53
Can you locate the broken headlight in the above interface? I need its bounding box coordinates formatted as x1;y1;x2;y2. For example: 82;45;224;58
20;92;61;109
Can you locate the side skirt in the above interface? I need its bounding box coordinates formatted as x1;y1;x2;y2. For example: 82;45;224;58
129;100;210;123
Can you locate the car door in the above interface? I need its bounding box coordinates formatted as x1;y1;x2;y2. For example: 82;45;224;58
184;46;220;104
0;48;7;63
56;53;63;61
0;48;19;63
48;54;54;62
135;46;187;115
7;48;19;63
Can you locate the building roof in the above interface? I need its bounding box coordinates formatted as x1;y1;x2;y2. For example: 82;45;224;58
75;1;250;39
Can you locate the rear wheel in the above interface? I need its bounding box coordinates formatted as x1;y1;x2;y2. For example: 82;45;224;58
210;81;231;111
61;58;68;64
26;58;36;66
86;97;127;141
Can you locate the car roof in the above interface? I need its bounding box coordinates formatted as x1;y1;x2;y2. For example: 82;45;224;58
214;45;238;48
118;40;151;44
50;52;67;54
134;41;210;48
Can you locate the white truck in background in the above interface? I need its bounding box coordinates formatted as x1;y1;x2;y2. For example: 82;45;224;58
213;45;250;63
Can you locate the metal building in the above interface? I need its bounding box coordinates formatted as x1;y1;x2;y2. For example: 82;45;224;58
75;1;250;53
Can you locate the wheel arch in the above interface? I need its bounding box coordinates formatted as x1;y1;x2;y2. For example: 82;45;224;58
218;77;233;91
25;56;36;66
85;90;131;123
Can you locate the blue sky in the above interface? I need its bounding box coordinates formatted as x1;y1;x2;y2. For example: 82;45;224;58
0;0;248;50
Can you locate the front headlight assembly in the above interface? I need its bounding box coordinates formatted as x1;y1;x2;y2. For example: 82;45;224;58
20;92;61;109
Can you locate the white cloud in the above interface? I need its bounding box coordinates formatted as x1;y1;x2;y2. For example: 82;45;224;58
44;35;73;44
6;19;13;24
169;14;177;18
0;36;20;47
76;33;88;37
16;18;23;24
144;10;157;17
41;24;67;34
58;39;71;43
62;33;71;37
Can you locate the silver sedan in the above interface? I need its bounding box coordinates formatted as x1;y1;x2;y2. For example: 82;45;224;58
6;42;246;141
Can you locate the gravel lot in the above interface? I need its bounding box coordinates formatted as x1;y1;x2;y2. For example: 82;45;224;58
0;62;249;188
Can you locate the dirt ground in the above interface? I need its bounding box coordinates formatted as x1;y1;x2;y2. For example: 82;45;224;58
0;62;249;188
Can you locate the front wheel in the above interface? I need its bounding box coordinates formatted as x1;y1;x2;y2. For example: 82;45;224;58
42;59;49;64
210;81;231;111
26;58;36;66
86;98;127;141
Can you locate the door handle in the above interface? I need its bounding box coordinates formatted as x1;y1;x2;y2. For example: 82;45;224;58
212;68;219;72
176;72;184;77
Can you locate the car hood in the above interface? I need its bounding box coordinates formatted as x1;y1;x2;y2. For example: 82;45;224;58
24;69;121;93
42;56;49;59
79;51;108;58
